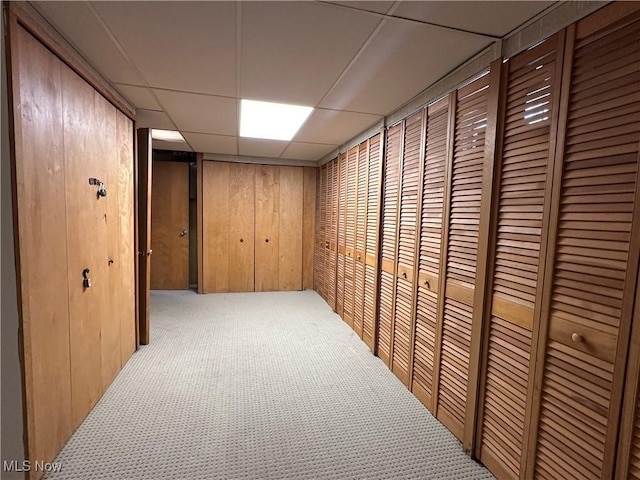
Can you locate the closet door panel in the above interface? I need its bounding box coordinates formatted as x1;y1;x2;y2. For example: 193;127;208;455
303;167;316;290
477;35;563;480
363;134;382;351
63;65;110;429
116;112;136;365
229;163;255;292
255;165;280;292
393;111;424;385
325;160;338;308
279;166;303;291
436;75;490;440
354;144;368;337
532;15;640;480
344;148;358;327
314;166;324;293
337;153;347;318
412;97;450;410
378;124;402;364
203;162;230;293
10;24;73;467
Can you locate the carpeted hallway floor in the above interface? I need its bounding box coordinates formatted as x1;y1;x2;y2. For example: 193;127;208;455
45;290;493;480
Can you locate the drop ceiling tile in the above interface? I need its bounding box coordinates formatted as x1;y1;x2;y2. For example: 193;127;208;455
320;19;492;115
136;110;176;131
241;1;380;105
394;1;555;37
152;139;193;152
153;90;238;136
327;2;397;15
115;84;161;111
294;109;381;145
282;142;338;161
94;1;237;96
183;133;238;155
239;138;288;158
34;2;144;85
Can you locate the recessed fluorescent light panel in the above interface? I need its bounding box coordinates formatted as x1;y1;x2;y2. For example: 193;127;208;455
151;129;185;143
240;99;313;141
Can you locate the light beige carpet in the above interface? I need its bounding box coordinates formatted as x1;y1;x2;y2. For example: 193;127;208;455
45;290;493;480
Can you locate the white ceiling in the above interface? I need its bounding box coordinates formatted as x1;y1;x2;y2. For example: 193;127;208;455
34;1;555;161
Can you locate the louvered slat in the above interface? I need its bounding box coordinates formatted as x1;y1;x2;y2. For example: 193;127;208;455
315;164;327;298
534;17;640;480
344;148;357;324
363;135;381;350
412;97;449;409
378;125;402;364
325;160;338;309
437;75;490;440
393;111;423;384
313;163;322;292
479;35;561;480
631;381;640;479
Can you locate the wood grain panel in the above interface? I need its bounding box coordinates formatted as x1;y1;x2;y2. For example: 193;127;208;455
303;167;316;290
393;111;424;384
378;124;402;364
478;34;563;480
62;65;109;429
116;112;136;365
229;163;255;292
279;166;303;290
363;134;382;351
150;161;189;290
10;23;73;471
412;97;450;411
137;128;152;344
203;161;230;293
436;74;490;440
531;16;640;480
255;165;280;292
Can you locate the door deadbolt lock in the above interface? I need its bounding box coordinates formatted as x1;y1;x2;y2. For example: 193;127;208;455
89;178;107;198
82;268;92;289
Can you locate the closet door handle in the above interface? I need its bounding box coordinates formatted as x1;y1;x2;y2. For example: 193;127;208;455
180;230;188;237
240;238;244;243
265;238;269;243
571;333;584;343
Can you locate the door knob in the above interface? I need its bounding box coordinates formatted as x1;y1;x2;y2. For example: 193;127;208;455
180;230;188;237
147;250;153;256
571;333;584;343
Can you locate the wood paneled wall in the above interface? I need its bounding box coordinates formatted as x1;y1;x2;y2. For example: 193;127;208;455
313;3;640;479
201;161;313;293
8;19;136;480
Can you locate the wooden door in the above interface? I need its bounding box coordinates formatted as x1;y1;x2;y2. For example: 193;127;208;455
353;143;368;337
255;165;280;291
412;96;451;411
378;124;402;365
9;23;73;471
434;74;490;441
137;128;152;344
203;161;230;292
336;153;347;318
314;166;324;293
278;166;303;290
229;163;256;292
527;11;640;479
474;34;563;480
392;110;425;386
343;147;357;328
303;167;317;290
150;161;189;289
325;160;338;309
363;134;383;351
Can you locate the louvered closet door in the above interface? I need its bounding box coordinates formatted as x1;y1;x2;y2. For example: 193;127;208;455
353;143;368;337
344;147;358;327
363;134;382;351
318;164;328;300
336;153;347;319
530;13;640;480
392;111;424;385
435;75;490;440
412;96;451;411
476;35;563;480
325;159;338;310
378;124;402;365
314;167;324;294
